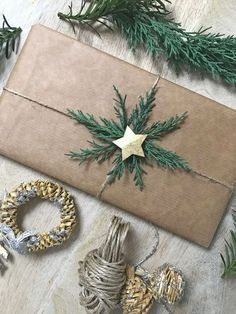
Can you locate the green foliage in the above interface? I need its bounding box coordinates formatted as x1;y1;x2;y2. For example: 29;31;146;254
66;141;116;163
113;85;127;130
0;15;22;59
67;108;123;140
221;210;236;278
145;112;188;139
144;141;190;171
66;82;190;190
128;84;157;133
58;0;236;85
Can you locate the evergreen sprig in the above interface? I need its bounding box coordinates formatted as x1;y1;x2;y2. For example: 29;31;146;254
221;211;236;278
0;15;22;59
66;81;190;190
58;0;236;85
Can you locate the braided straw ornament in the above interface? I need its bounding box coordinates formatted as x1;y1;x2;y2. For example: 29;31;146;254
0;180;77;252
121;264;185;313
78;216;186;314
121;266;154;314
79;216;130;314
150;263;185;304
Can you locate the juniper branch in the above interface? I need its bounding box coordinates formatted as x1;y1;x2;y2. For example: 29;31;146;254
221;210;236;278
66;83;190;190
113;85;127;130
66;141;116;162
221;230;236;278
129;81;158;133
107;153;126;183
58;0;236;85
131;157;146;190
67;109;123;140
144;140;190;171
118;13;236;84
108;155;146;190
233;210;236;227
58;0;169;25
0;15;22;59
145;112;188;139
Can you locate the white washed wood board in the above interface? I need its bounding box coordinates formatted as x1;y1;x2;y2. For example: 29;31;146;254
0;1;236;313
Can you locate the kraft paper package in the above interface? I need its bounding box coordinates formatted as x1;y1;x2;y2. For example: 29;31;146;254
0;24;235;247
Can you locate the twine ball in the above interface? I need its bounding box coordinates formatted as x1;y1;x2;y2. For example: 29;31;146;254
78;216;130;314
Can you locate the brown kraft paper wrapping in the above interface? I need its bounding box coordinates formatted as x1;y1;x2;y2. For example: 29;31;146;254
0;24;235;247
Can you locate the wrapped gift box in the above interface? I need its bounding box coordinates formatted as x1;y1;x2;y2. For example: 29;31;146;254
0;25;235;247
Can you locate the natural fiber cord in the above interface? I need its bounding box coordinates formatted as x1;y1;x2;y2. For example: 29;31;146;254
78;216;130;313
121;266;155;314
78;216;186;313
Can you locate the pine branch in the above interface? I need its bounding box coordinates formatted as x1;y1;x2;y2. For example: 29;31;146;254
221;230;236;278
66;141;116;163
233;210;236;227
99;117;123;136
108;155;146;190
66;83;190;190
144;140;191;171
118;13;236;84
0;15;22;59
221;210;236;278
107;153;126;183
113;85;127;130
67;109;123;140
58;0;236;85
58;0;169;25
129;81;158;133
129;156;146;190
145;112;188;139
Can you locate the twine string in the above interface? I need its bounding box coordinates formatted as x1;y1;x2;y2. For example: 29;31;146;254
78;216;130;314
135;223;159;268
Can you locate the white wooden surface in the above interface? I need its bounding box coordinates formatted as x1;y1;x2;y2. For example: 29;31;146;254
0;1;236;313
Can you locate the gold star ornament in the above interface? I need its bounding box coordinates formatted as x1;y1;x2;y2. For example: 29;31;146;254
113;126;147;161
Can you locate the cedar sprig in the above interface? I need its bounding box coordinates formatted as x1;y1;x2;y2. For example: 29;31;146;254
68;141;116;163
128;84;157;133
221;210;236;278
145;113;188;139
67;109;123;140
0;15;22;59
144;141;190;171
66;81;190;190
58;0;236;85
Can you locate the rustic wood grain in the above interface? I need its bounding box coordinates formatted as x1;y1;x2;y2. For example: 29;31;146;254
0;1;236;313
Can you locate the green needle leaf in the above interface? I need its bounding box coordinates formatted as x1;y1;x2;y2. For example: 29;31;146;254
221;211;236;278
144;140;191;171
66;83;190;190
145;112;188;139
58;0;236;85
129;80;158;133
0;15;22;59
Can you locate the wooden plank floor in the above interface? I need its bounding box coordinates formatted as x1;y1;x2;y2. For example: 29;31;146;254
0;1;235;313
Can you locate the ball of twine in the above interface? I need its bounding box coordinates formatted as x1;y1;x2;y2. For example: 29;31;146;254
78;216;130;314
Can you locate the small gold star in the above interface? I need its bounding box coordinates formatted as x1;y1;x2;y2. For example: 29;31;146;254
113;126;147;161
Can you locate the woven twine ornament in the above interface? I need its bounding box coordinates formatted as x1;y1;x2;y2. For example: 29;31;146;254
121;264;185;313
150;263;185;305
121;266;154;314
78;216;130;314
79;216;186;314
0;180;77;271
